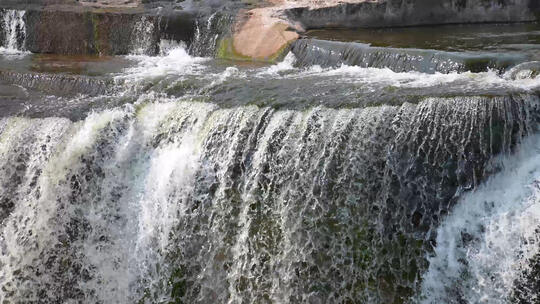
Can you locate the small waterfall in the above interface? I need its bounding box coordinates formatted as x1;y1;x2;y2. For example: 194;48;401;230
1;93;539;303
130;15;158;55
188;12;233;57
291;39;525;74
0;9;26;52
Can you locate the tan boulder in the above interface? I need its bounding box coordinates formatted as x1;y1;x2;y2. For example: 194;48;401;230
232;7;298;60
230;0;369;61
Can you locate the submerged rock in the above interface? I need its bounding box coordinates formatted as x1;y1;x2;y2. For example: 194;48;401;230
513;251;540;304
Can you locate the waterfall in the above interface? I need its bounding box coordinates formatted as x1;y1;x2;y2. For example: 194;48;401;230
1;93;539;303
0;11;539;301
129;14;193;57
0;9;26;53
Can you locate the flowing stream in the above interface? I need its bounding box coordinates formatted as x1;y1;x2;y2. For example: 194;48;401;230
0;9;540;304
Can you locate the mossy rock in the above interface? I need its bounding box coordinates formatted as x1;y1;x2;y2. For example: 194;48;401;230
216;37;292;63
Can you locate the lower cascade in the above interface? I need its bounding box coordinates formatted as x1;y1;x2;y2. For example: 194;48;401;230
1;1;540;303
1;94;540;303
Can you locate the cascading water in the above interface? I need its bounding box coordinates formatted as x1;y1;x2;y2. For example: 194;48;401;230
1;11;540;303
1;90;540;303
188;12;233;57
418;135;540;303
130;15;158;56
0;9;26;53
290;39;524;74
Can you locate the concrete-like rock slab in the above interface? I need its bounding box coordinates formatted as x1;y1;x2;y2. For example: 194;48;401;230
231;0;539;60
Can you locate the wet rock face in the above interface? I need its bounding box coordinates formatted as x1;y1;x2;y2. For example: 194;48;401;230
531;0;540;20
25;10;139;55
20;9;194;55
0;10;4;44
158;10;196;45
285;0;537;30
0;0;195;56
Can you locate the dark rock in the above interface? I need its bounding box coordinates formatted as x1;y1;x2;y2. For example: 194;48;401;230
24;9;140;55
530;0;540;12
158;10;196;44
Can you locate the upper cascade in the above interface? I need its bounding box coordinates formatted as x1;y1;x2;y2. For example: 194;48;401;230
0;2;196;56
227;0;540;61
0;0;537;59
290;39;526;74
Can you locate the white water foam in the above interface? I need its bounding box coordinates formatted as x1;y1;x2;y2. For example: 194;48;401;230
257;52;297;76
130;15;155;56
120;44;208;80
0;9;28;56
278;64;540;92
113;42;540;99
419;134;540;303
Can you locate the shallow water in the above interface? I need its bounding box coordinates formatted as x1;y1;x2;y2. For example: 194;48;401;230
306;22;540;57
1;43;539;119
